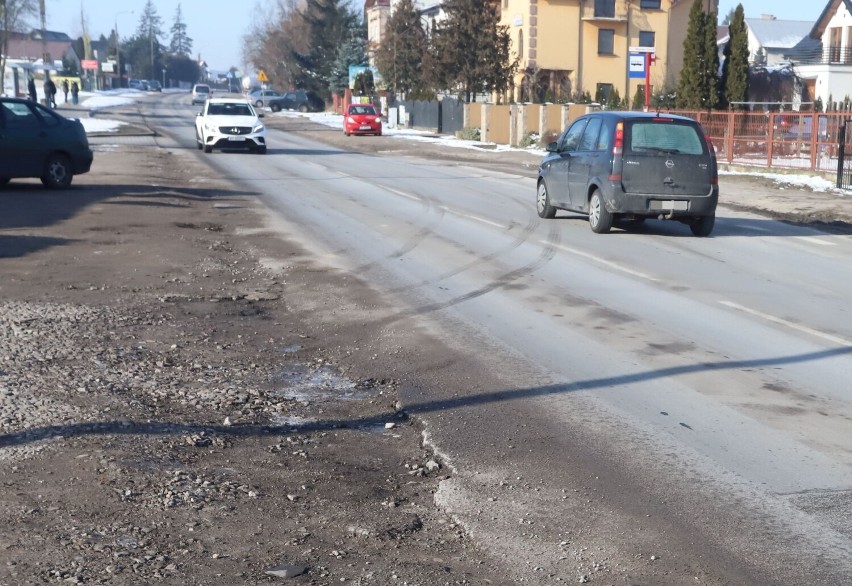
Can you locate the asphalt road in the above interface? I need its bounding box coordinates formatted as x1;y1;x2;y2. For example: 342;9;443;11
96;93;852;584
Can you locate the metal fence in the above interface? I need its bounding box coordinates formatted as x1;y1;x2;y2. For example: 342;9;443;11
675;110;846;176
837;120;852;189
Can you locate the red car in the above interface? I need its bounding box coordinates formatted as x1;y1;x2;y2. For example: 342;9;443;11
343;103;382;136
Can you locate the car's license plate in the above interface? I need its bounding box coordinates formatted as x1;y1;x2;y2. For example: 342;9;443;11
653;200;688;211
359;125;372;130
227;136;245;142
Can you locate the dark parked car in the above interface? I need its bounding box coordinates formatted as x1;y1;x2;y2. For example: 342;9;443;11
266;90;324;113
536;111;718;236
0;97;93;189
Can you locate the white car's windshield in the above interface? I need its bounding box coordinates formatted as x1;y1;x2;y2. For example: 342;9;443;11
207;103;253;117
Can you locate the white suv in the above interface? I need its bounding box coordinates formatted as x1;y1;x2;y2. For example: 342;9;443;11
195;98;267;154
191;83;211;105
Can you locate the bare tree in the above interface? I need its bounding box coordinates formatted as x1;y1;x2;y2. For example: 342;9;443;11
1;0;38;93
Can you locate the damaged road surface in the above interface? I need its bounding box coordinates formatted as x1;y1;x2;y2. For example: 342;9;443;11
1;93;852;585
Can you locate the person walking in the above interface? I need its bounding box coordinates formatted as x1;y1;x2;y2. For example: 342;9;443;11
62;80;69;103
45;78;57;108
27;76;37;102
70;82;79;105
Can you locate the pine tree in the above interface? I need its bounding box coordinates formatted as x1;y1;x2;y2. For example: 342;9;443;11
721;4;749;110
374;0;428;97
169;4;193;56
294;0;360;97
430;0;517;102
136;0;163;41
329;22;367;95
677;0;706;109
677;0;718;110
703;9;719;110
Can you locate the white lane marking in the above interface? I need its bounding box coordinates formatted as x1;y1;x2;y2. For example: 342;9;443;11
731;223;772;233
719;300;852;346
794;236;836;247
383;186;422;202
440;206;507;228
549;243;660;282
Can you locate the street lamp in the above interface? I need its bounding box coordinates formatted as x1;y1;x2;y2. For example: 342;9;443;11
114;10;133;88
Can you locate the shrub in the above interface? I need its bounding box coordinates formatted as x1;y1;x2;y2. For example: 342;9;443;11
456;127;481;141
519;132;540;148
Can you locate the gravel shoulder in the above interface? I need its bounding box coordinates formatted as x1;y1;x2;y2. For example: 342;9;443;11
0;144;511;585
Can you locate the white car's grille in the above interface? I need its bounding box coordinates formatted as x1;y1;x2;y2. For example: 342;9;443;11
219;126;253;135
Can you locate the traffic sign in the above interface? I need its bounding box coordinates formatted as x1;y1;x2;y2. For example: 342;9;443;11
257;70;269;82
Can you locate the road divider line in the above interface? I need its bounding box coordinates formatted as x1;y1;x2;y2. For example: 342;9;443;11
719;300;852;346
548;243;660;281
383;186;422;202
436;205;508;228
794;236;836;247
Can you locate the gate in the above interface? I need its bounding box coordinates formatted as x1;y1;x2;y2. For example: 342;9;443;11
837;120;852;189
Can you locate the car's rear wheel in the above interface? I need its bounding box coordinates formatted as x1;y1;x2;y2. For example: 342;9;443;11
298;104;308;113
536;181;557;219
41;154;73;189
255;100;263;107
588;189;613;234
270;103;281;113
690;214;715;237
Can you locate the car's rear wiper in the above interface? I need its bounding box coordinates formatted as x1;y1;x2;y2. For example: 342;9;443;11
641;146;682;154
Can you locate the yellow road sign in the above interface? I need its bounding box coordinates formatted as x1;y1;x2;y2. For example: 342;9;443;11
257;70;269;83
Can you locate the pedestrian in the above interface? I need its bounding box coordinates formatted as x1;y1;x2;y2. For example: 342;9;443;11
45;78;57;108
27;76;37;102
62;80;69;103
71;81;79;105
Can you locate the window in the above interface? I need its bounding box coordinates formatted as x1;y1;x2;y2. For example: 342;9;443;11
594;0;615;18
560;119;588;152
519;29;524;60
579;118;603;151
639;0;661;8
598;29;615;55
639;31;655;48
596;83;613;103
1;102;40;129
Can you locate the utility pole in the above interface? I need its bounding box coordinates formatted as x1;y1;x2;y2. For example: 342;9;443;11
39;0;49;81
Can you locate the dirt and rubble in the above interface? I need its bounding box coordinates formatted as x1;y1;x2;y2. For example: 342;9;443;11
0;143;516;585
2;106;852;586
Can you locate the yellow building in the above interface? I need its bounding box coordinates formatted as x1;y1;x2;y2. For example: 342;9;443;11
499;0;719;104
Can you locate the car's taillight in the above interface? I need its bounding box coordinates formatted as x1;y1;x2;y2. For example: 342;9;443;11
613;121;624;155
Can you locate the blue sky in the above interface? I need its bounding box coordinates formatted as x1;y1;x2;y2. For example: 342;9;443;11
717;2;817;22
45;0;257;72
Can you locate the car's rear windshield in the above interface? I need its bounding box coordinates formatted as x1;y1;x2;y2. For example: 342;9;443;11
195;86;210;93
627;120;705;155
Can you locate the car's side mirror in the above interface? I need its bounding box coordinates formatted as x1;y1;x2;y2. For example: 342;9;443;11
196;112;201;116
546;141;558;152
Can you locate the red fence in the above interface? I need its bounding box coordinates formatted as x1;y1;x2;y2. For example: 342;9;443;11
674;110;849;175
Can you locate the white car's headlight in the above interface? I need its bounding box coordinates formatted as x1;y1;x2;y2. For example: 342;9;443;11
252;122;265;133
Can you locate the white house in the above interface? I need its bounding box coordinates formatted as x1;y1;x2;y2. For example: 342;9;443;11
789;0;852;106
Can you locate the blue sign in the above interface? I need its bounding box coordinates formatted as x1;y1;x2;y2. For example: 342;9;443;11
629;52;646;79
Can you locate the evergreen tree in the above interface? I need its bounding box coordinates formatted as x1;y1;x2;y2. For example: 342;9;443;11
329;21;367;95
169;3;193;56
677;0;706;109
130;0;164;79
703;9;719;110
430;0;517;102
677;0;717;110
374;0;428;97
136;0;164;41
721;4;749;110
294;0;360;97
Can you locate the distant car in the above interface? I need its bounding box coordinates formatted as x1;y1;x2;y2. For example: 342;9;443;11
191;83;211;105
248;89;284;108
536;111;718;236
146;80;162;92
194;97;266;154
128;79;145;90
0;97;93;189
343;103;382;136
266;90;324;113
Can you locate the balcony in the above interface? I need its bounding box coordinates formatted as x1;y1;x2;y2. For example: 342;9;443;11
788;45;852;66
581;0;628;21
